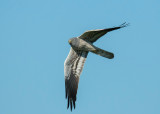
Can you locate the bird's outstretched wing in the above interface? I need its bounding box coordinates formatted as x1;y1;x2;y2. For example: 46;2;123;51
64;47;88;111
78;22;129;43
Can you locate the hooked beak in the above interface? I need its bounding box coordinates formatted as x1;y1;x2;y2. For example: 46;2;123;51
68;39;71;44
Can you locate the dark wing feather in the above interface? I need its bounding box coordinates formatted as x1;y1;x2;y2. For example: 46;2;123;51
64;48;88;111
78;22;129;43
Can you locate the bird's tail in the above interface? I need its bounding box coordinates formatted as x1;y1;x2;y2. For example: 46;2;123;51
91;47;114;59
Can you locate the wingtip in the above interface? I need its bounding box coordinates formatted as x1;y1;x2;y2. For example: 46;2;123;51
66;97;76;111
73;100;76;109
120;22;130;28
67;96;69;109
70;99;72;111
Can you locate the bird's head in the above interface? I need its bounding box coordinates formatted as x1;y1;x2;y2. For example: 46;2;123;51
68;37;78;46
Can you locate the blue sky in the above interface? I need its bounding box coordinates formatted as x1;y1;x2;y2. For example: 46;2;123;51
0;0;160;114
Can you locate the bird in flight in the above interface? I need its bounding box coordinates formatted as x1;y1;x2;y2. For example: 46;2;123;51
64;22;128;111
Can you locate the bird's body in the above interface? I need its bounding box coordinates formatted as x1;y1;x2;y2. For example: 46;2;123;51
68;38;96;51
64;23;128;111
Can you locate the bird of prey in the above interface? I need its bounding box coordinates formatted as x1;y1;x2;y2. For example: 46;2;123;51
64;22;128;111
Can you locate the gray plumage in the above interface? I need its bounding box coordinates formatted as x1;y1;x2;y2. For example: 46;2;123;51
64;22;128;111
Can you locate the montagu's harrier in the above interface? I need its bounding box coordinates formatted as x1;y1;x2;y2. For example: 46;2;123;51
64;22;128;111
